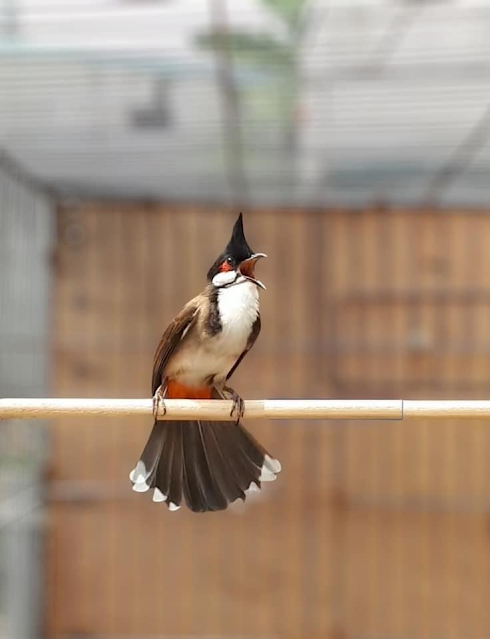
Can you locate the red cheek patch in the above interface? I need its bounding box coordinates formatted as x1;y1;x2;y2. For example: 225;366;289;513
219;261;233;272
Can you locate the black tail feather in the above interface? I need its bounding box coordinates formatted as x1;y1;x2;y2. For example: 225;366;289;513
182;423;228;512
194;422;229;511
182;424;208;512
210;421;262;488
201;422;247;504
130;420;280;513
166;423;183;510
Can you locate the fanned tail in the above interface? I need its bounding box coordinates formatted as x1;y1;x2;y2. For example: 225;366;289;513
130;420;281;513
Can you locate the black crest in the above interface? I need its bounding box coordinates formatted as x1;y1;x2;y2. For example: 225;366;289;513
207;213;254;281
225;213;254;262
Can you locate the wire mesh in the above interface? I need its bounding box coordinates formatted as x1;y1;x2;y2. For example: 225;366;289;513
1;2;490;638
0;0;490;205
0;164;53;639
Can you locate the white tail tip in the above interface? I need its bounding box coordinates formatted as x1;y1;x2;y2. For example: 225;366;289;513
132;480;150;493
129;461;149;484
246;481;260;494
259;469;277;482
153;488;166;503
264;455;282;474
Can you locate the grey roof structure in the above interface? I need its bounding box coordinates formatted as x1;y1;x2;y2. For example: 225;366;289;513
0;0;489;206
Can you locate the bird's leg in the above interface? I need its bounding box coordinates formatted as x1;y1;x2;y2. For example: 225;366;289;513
221;384;245;421
152;384;167;419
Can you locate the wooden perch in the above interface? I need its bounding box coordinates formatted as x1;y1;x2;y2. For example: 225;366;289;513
1;398;490;421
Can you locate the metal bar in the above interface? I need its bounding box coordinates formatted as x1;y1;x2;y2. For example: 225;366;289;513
0;147;55;197
424;104;490;204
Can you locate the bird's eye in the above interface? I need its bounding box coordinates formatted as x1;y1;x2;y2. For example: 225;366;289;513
226;257;234;265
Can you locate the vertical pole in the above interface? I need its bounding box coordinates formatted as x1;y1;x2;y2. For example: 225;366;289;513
207;0;248;206
1;0;20;40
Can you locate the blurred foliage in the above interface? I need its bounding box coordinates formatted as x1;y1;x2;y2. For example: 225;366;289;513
196;0;305;72
196;0;305;143
261;0;305;30
196;31;293;68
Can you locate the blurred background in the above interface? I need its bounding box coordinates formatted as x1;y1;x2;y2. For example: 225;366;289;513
1;0;490;638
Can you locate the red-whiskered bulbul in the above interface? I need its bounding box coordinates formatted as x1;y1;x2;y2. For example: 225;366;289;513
130;213;281;512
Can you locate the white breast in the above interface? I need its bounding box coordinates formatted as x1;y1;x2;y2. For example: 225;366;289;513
166;281;260;388
217;280;260;347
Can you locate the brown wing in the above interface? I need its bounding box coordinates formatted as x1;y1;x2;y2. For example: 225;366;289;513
151;299;200;394
225;314;261;381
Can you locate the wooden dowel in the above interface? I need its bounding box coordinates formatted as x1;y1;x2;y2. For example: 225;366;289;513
403;400;490;419
2;398;490;421
0;398;402;420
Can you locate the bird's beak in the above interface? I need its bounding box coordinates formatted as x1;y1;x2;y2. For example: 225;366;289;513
239;253;267;289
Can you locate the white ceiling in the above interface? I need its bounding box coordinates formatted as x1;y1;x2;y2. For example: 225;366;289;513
0;0;489;206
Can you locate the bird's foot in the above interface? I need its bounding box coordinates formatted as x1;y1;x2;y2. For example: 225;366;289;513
222;385;245;422
152;385;167;419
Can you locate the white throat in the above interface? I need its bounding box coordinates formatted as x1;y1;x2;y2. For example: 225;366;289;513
217;279;260;341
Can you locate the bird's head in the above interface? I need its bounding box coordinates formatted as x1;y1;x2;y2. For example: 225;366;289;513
207;213;266;290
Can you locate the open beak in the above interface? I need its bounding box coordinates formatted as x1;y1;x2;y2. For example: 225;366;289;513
239;253;267;290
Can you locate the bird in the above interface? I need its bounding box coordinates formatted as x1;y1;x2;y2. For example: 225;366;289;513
130;213;281;512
